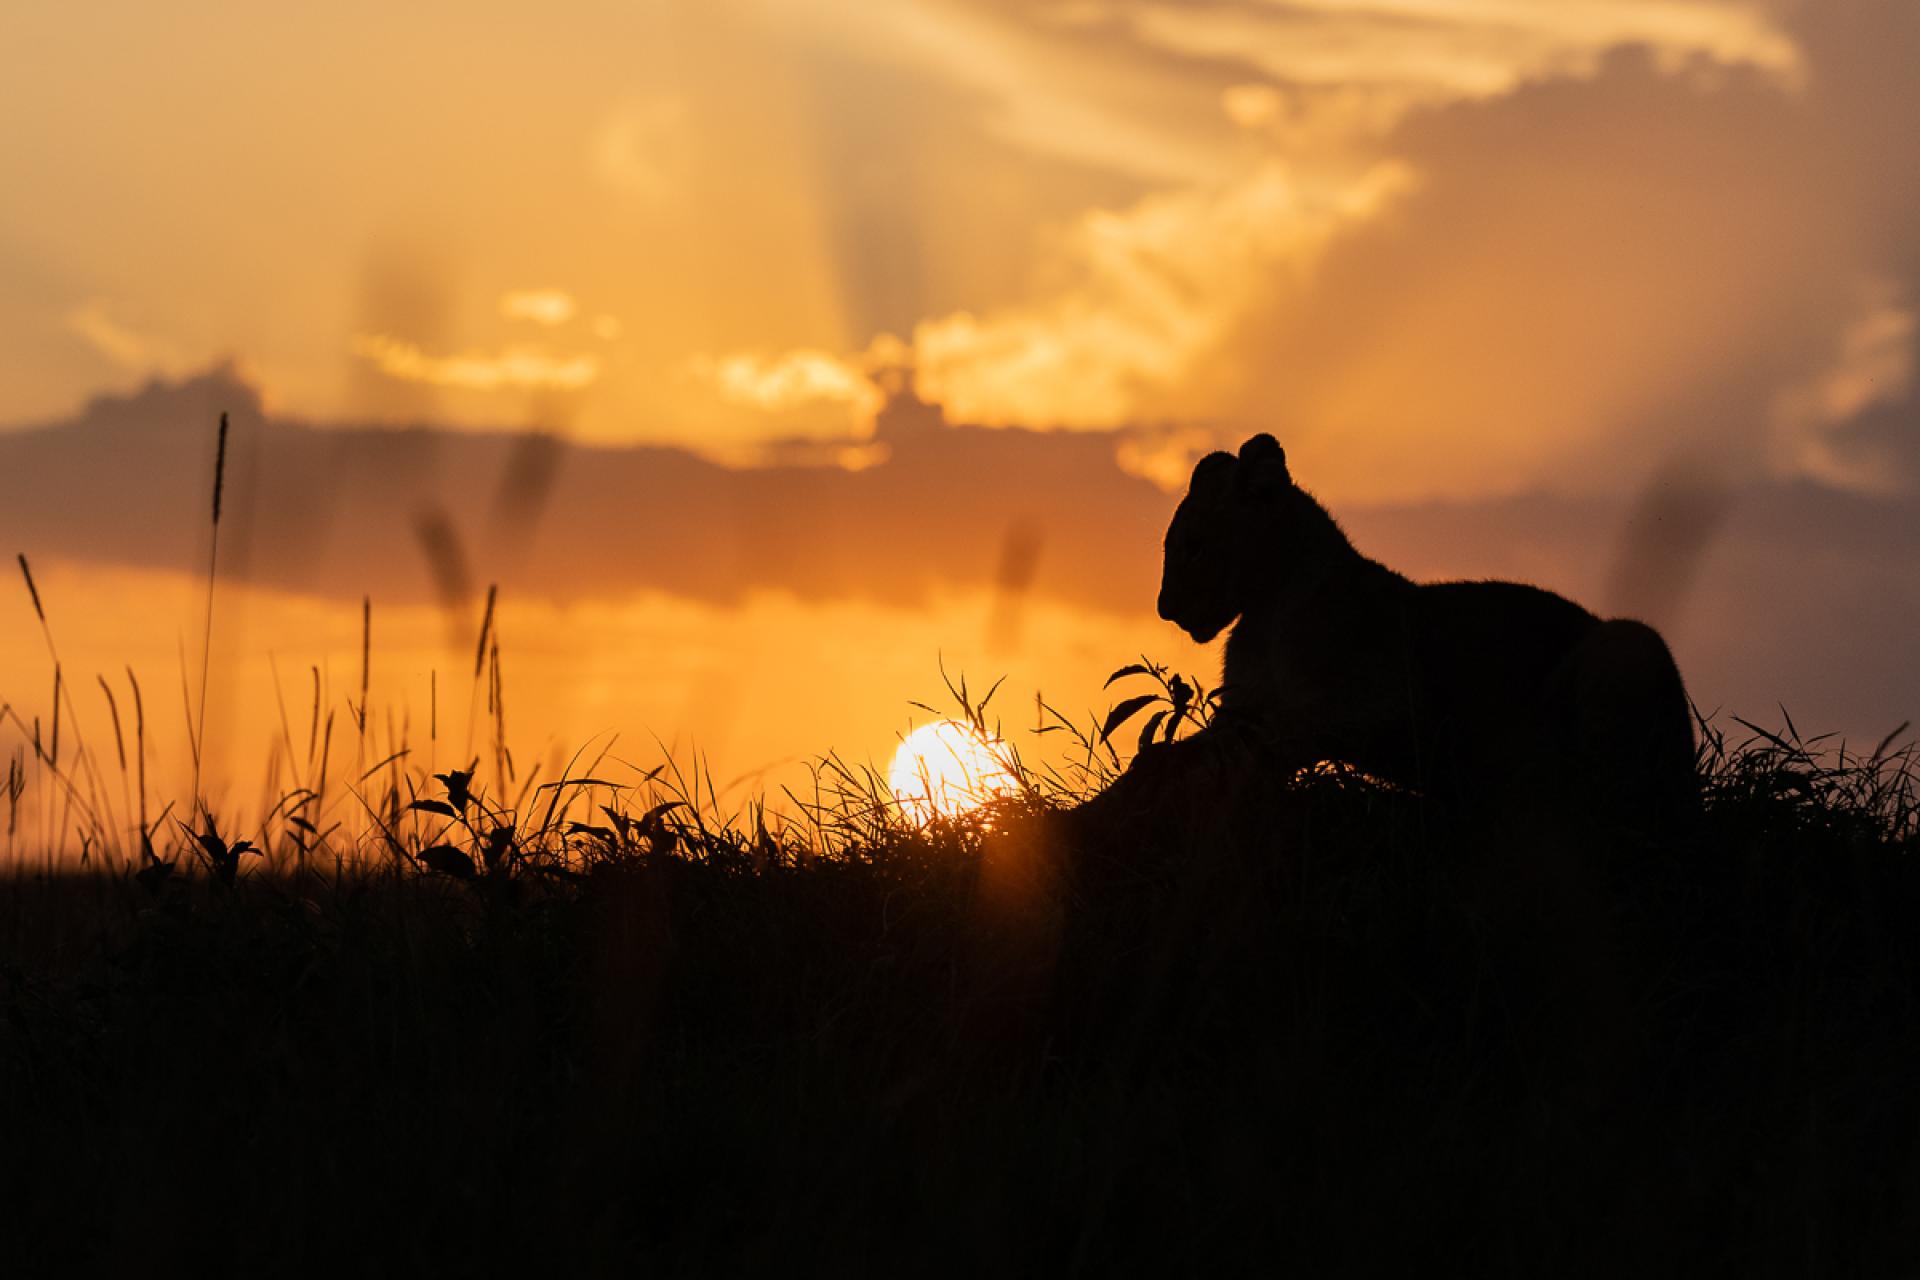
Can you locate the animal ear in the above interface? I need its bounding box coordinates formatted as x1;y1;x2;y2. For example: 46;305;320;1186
1236;433;1289;499
1189;450;1237;496
1238;433;1285;467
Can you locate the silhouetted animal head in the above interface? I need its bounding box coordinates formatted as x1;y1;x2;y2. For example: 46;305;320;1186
1157;434;1291;643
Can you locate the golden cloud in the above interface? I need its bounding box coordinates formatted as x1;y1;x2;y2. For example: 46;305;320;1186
1114;424;1224;492
593;96;689;203
1130;0;1800;103
688;348;887;431
1221;84;1286;131
351;334;601;392
64;303;193;376
1770;281;1915;494
498;289;578;327
909;160;1416;429
797;0;1232;184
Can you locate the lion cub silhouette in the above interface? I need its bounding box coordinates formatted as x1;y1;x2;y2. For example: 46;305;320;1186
1112;433;1695;821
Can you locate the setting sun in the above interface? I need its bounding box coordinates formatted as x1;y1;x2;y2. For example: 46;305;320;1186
888;719;1021;823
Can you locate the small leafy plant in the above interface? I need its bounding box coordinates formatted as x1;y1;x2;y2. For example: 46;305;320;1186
1098;657;1222;757
178;813;258;888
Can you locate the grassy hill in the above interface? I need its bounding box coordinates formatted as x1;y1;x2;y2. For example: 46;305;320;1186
2;712;1916;1275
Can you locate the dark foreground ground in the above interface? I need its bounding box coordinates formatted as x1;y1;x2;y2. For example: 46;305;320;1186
3;735;1918;1276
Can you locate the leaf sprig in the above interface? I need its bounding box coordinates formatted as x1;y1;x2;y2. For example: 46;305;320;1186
1098;658;1222;756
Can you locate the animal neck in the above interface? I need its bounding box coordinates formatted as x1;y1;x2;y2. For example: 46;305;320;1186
1220;492;1382;704
1259;488;1369;612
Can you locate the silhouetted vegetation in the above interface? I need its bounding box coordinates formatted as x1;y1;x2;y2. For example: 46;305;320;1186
2;695;1917;1275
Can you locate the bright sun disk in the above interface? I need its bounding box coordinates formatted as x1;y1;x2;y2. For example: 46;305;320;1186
889;720;1020;823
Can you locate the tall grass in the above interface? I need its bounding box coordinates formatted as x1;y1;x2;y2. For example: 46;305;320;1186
188;411;229;822
3;664;1915;1273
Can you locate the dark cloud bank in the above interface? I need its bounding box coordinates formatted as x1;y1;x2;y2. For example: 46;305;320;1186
1;369;1913;744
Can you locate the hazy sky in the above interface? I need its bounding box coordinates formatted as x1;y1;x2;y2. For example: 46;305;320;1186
7;0;1912;500
2;0;1917;809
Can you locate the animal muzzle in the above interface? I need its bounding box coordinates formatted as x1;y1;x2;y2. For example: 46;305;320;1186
1158;591;1227;643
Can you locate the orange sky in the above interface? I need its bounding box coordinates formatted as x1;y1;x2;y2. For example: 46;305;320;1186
3;0;1918;839
10;0;1898;497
